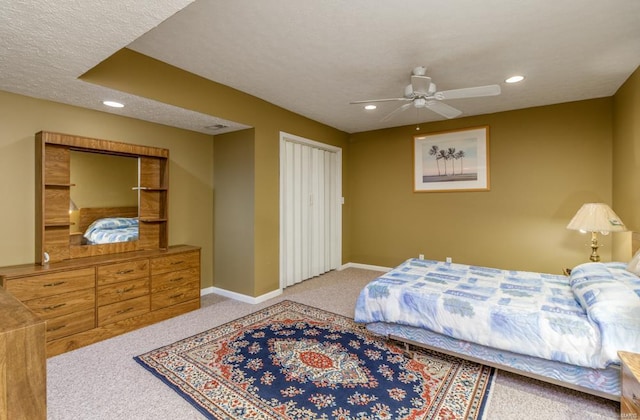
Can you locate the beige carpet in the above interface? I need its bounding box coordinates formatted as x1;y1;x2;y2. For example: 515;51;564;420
47;267;619;419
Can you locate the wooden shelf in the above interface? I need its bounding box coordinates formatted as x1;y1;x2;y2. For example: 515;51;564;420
45;183;75;187
133;186;168;191
139;218;168;223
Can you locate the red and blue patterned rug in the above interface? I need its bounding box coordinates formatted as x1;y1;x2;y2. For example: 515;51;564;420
135;300;494;419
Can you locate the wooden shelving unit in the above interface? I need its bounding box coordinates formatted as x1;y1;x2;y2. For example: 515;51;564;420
138;156;169;250
35;131;170;263
37;141;72;262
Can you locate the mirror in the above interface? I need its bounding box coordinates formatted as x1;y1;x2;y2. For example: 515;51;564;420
69;150;138;246
37;131;169;264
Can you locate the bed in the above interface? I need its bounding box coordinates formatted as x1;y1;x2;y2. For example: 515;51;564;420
78;206;139;245
354;254;640;400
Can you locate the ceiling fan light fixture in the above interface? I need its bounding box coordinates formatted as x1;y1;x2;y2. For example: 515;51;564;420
364;104;377;110
404;84;414;98
350;66;502;122
412;66;427;76
505;75;525;84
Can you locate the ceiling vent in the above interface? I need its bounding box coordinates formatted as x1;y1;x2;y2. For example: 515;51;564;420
205;123;229;131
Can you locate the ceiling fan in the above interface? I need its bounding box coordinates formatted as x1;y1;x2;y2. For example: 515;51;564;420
350;66;501;121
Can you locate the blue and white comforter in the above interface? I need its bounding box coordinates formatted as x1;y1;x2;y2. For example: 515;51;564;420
355;258;640;369
83;217;139;244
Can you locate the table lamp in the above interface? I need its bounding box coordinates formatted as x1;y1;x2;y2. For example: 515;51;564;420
566;203;627;262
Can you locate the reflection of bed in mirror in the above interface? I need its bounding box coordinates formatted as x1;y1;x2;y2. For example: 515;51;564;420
77;206;138;245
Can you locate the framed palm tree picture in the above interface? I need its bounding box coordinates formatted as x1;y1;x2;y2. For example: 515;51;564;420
414;126;490;192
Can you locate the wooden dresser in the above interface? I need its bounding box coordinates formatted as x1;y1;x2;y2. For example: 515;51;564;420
620;351;640;417
0;245;200;357
0;287;46;419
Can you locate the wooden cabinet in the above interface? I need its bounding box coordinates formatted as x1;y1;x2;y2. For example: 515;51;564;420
0;245;200;357
151;252;200;310
0;287;46;419
96;260;151;326
4;130;200;417
4;268;96;342
620;351;640;416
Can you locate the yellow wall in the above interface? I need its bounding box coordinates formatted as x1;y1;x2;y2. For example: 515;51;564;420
213;129;255;295
82;49;351;297
2;48;638;297
0;90;215;287
613;66;640;261
349;98;613;273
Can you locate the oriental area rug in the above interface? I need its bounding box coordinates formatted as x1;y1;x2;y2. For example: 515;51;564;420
135;300;495;419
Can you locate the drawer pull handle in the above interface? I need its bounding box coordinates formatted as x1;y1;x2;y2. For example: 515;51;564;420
116;269;134;275
44;281;65;287
170;293;184;299
170;277;184;282
170;260;184;265
116;286;135;294
116;307;134;315
47;325;65;332
45;303;66;311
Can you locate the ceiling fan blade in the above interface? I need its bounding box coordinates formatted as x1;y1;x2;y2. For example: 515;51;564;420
426;101;463;119
350;97;411;104
381;103;413;122
436;84;501;100
411;75;431;94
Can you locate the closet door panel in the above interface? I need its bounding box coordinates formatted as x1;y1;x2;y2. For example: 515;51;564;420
280;137;341;288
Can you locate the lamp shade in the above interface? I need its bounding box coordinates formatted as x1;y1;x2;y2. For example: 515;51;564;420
566;203;627;234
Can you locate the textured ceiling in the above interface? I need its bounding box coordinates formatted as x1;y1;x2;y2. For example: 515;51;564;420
0;0;247;135
2;1;640;135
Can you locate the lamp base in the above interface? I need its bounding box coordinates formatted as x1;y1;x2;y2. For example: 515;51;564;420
589;232;600;262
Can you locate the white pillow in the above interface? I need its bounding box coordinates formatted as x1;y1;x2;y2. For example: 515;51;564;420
627;250;640;276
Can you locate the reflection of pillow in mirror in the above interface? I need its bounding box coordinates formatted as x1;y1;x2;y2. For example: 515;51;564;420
627;250;640;276
85;217;138;233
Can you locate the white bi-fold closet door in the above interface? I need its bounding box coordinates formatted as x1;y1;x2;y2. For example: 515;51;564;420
279;132;342;289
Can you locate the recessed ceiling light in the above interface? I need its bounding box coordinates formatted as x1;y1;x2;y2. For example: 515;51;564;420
364;104;377;110
102;100;124;108
505;75;525;84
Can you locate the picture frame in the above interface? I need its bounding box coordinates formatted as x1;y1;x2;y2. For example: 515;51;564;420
414;126;490;192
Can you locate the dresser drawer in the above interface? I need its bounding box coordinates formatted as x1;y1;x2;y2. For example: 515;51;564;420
151;251;199;275
97;294;150;326
46;308;95;341
97;260;149;285
25;288;95;319
98;277;150;306
151;281;200;311
151;267;199;294
4;268;95;300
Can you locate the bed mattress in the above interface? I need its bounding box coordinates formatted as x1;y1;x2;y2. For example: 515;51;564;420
355;258;640;370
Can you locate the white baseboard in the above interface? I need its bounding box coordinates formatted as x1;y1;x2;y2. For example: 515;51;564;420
204;286;283;304
338;262;391;272
200;262;388;303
